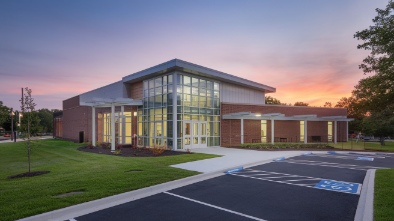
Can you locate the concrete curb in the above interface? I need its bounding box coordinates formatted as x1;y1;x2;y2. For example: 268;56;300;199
17;152;304;221
354;169;375;221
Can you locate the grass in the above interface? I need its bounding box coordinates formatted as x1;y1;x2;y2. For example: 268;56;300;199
330;140;394;152
374;169;394;221
0;139;218;221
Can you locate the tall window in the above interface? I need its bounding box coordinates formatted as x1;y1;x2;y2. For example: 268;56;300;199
261;120;267;143
103;112;133;144
328;122;333;142
300;121;305;142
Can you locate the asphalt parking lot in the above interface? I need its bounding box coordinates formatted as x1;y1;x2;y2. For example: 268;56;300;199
74;152;393;221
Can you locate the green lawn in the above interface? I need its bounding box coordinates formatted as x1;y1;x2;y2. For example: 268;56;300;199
0;139;218;221
374;169;394;221
330;140;394;152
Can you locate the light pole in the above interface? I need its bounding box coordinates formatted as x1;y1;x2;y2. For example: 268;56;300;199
10;109;14;141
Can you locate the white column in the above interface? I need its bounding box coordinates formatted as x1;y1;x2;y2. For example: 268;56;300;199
172;73;177;150
271;119;275;144
111;103;115;152
346;121;348;142
334;121;338;144
92;106;96;146
304;120;308;144
121;105;125;144
241;118;244;144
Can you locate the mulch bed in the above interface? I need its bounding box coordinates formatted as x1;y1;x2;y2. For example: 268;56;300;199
8;171;50;179
77;146;190;157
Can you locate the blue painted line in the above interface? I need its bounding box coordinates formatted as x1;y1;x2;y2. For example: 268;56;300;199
225;167;244;174
304;152;313;156
314;179;362;194
327;151;337;154
273;157;285;162
356;157;374;161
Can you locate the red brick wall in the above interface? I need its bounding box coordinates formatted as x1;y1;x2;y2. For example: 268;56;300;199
221;103;348;146
62;96;92;142
131;81;143;100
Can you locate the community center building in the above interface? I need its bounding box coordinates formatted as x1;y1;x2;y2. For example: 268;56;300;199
54;59;352;151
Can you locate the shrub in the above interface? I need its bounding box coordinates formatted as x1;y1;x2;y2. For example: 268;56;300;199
87;142;95;149
150;145;167;155
100;142;111;149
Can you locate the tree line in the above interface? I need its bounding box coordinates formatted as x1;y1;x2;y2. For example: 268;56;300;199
0;101;60;135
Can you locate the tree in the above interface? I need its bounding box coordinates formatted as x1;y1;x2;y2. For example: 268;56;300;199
0;101;11;129
20;87;37;174
335;96;365;133
37;109;54;133
323;102;332;108
265;96;282;105
353;1;394;142
294;101;309;106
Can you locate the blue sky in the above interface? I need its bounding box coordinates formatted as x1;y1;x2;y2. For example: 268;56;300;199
0;0;388;110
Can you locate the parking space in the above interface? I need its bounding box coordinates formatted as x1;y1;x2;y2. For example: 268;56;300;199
73;151;394;221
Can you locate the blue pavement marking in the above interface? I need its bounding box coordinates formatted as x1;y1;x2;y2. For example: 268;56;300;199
356;156;374;161
303;152;313;156
327;151;337;154
225;167;244;174
314;179;362;194
273;157;285;162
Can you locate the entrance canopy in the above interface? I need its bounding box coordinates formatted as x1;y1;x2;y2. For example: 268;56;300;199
223;112;353;145
80;97;142;107
80;97;142;152
223;112;353;122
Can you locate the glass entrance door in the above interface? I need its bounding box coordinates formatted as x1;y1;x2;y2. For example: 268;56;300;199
183;121;207;148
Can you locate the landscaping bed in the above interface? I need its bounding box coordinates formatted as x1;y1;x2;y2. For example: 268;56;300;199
78;145;189;157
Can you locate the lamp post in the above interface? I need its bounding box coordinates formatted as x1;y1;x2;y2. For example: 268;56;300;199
10;109;15;142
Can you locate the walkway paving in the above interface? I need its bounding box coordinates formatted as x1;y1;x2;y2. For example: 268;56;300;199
172;147;308;173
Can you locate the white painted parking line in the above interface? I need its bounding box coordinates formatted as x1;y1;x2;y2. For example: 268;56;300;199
229;169;362;195
306;154;385;160
277;159;387;171
164;192;268;221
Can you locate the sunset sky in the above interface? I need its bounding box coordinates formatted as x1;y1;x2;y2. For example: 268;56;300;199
0;0;388;110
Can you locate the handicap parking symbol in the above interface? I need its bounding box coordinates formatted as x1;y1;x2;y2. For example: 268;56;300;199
314;179;362;194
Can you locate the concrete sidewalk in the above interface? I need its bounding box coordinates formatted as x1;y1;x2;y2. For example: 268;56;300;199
172;147;308;173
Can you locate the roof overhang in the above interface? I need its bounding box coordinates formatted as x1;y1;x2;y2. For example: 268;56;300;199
223;112;354;122
80;97;142;108
122;59;276;93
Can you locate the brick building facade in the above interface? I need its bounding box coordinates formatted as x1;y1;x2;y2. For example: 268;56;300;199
55;59;352;151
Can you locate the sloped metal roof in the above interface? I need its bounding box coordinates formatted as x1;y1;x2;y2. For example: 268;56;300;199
122;59;276;93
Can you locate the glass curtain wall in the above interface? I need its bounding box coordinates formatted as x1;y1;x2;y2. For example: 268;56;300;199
102;112;132;144
139;74;173;148
176;74;220;149
138;72;221;149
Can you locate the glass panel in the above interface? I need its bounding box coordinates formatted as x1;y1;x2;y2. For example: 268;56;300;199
155;87;162;95
183;114;190;120
143;81;148;90
167;121;173;136
156;122;162;136
300;121;305;142
191;96;199;106
193;137;198;144
144;90;149;98
168;74;173;84
201;123;206;135
185;123;191;135
163;75;167;85
201;137;206;144
177;138;182;149
168;85;173;93
184;94;191;106
214;82;219;91
155;77;162;87
149;88;155;97
193;123;198;136
149;79;155;89
213;122;220;136
192;77;199;87
184;76;191;86
214;91;219;98
185;137;191;145
192;87;199;95
200;79;206;89
163;86;168;94
191;115;199;120
183;86;191;95
207;81;213;90
177;74;183;85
